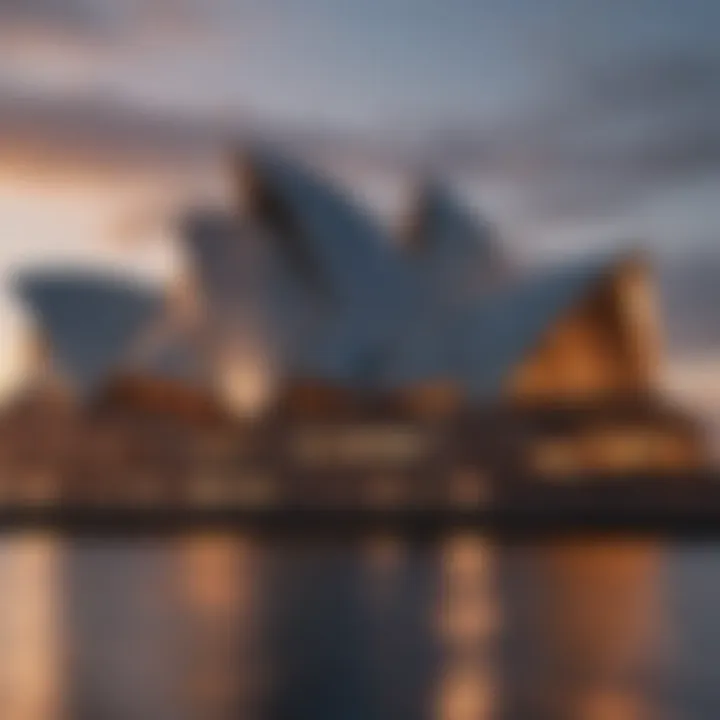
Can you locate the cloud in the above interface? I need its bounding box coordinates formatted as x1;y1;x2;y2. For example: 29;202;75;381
0;87;421;186
0;0;106;36
0;92;221;179
402;48;720;232
3;43;720;235
659;250;720;357
0;0;209;42
4;1;718;239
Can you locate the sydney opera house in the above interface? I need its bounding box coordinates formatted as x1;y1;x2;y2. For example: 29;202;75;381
0;148;708;511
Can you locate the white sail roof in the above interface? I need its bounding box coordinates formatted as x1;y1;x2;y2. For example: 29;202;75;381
15;271;164;394
460;253;624;398
177;161;628;398
404;182;507;303
238;147;419;383
181;210;326;383
382;252;626;399
12;149;641;408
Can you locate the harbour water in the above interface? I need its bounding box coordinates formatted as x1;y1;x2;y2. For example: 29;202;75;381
0;530;719;719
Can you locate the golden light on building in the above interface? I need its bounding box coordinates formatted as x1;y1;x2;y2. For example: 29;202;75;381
531;439;580;478
217;353;277;420
0;146;709;516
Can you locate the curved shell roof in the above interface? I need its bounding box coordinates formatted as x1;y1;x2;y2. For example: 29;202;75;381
460;252;625;398
404;180;506;300
237;147;420;382
12;148;638;406
382;252;628;398
15;270;164;394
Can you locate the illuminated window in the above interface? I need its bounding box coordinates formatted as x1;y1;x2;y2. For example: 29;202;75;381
531;440;579;478
581;430;652;472
186;470;277;507
290;426;428;468
654;434;695;469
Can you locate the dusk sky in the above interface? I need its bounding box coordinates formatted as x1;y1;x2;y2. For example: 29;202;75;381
1;0;720;425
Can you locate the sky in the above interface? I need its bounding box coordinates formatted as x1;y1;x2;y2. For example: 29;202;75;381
1;0;720;425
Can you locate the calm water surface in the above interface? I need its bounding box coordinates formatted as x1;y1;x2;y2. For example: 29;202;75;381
0;531;718;719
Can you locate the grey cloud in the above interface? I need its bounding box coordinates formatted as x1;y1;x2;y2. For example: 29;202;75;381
0;90;415;186
4;43;720;239
0;0;210;45
660;250;720;357
0;0;124;39
405;49;720;224
0;92;222;173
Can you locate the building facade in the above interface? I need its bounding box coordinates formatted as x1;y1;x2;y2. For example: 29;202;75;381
0;147;707;510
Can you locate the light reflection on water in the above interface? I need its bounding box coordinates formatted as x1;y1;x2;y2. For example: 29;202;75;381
0;532;718;719
0;532;61;720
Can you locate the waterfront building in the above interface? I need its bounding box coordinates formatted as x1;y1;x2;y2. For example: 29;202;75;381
2;146;706;505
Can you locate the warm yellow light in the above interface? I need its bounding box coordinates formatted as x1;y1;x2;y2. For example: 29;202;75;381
218;355;275;419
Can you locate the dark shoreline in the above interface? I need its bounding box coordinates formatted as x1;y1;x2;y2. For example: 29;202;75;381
0;469;716;536
0;503;719;538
